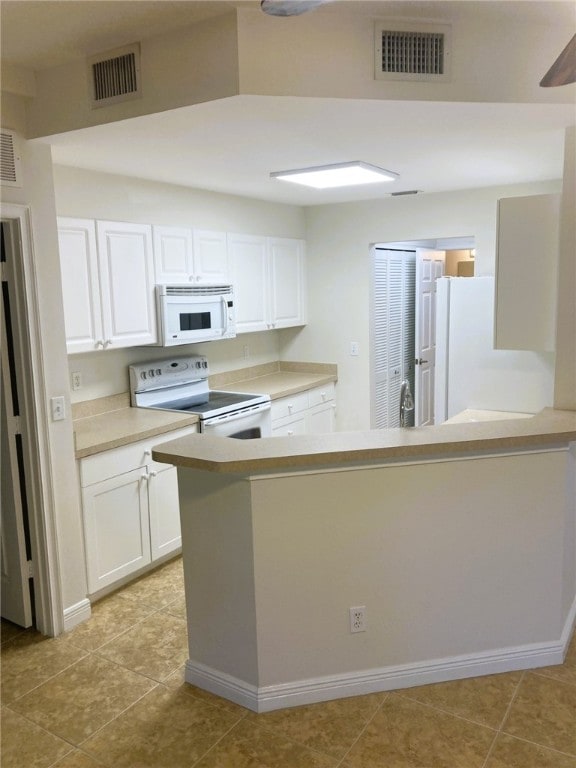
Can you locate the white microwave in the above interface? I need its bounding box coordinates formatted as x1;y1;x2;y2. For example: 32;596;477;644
155;284;236;346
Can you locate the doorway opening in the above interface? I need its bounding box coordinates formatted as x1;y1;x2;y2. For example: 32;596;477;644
370;236;475;429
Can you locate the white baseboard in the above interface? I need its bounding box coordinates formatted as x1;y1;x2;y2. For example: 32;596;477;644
186;599;576;713
63;598;91;632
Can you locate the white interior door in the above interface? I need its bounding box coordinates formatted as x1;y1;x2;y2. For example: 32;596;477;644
415;249;445;426
1;241;33;628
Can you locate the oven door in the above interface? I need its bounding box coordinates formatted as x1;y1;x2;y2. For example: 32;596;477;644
201;404;272;439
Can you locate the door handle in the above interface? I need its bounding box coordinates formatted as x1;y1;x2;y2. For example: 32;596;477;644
415;358;429;365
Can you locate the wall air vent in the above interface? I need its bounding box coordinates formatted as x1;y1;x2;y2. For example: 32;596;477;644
0;130;23;188
375;21;451;82
88;43;141;108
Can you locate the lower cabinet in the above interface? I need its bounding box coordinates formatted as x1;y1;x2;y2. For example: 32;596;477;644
79;425;197;594
271;384;336;436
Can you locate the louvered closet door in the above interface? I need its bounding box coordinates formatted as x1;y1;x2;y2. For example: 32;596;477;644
372;250;416;428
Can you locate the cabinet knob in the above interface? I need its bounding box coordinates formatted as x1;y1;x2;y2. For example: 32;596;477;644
144;450;151;457
141;473;149;481
149;470;157;478
287;430;294;436
96;340;104;348
288;404;293;412
104;339;112;347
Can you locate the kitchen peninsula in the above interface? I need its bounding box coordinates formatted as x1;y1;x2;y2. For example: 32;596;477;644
153;409;576;713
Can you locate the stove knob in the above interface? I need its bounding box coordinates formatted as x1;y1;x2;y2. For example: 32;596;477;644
156;368;161;376
140;371;147;380
195;361;201;369
149;369;155;377
203;361;208;368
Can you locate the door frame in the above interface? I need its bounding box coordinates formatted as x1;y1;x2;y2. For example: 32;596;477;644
1;204;63;636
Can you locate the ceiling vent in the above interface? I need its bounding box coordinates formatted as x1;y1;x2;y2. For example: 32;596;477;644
375;21;451;82
88;43;141;108
0;130;23;188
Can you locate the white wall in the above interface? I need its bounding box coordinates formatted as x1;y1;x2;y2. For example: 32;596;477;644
53;165;306;402
1;141;88;621
280;180;561;431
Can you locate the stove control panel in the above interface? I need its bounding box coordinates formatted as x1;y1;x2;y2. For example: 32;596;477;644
129;355;209;394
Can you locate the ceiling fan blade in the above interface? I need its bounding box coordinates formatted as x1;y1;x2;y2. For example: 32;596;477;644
540;33;576;87
260;0;329;17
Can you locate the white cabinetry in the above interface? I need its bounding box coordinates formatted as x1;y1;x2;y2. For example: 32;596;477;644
153;226;230;284
271;384;336;436
495;194;560;352
58;218;157;353
229;234;306;333
79;425;197;594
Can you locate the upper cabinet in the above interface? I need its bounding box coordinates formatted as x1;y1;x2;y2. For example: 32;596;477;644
58;218;157;353
494;194;561;353
229;234;307;334
59;217;307;352
153;226;230;284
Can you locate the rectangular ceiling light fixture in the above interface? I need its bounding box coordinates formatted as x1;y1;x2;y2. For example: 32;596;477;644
271;161;399;189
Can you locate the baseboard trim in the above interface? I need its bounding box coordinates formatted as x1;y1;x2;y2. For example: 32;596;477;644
63;598;91;632
186;601;575;712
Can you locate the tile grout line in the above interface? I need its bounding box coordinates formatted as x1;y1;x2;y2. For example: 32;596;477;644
188;709;251;768
334;692;391;767
479;669;526;768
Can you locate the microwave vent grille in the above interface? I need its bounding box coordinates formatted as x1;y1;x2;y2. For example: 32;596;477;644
162;284;233;297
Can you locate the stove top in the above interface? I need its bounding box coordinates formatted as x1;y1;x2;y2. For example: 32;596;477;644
129;356;270;420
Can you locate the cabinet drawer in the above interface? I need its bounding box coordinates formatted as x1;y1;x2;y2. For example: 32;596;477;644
308;383;335;408
271;391;309;421
80;425;198;486
271;413;307;437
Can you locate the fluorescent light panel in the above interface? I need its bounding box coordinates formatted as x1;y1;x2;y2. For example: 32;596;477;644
271;161;399;189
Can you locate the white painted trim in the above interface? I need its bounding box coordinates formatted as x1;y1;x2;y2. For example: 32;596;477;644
63;598;91;632
186;600;575;713
0;204;64;636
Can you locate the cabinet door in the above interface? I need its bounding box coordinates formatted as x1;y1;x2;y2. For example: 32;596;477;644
193;230;230;283
495;194;560;352
306;402;336;434
82;468;152;593
153;226;194;284
148;465;181;560
268;238;307;329
57;218;104;353
96;221;157;348
229;233;269;333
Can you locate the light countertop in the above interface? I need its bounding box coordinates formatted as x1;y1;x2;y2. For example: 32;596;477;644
152;408;576;474
73;362;337;458
73;397;199;458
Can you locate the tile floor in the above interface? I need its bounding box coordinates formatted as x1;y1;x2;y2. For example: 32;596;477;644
1;556;575;768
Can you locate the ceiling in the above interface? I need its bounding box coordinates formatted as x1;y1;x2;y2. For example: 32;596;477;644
2;0;575;206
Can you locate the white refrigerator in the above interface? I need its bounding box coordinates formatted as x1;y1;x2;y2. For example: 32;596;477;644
434;276;555;422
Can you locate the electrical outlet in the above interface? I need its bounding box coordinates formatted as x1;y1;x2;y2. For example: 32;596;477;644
71;371;82;391
350;341;359;357
349;605;367;633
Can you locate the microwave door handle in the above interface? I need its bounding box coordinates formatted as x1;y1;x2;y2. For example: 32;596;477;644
221;296;228;335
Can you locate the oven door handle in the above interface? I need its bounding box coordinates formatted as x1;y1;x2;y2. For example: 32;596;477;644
203;402;271;426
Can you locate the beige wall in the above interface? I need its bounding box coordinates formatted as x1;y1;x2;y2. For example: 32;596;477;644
554;126;576;410
19;4;575;140
280;180;561;431
27;12;240;138
1;140;88;619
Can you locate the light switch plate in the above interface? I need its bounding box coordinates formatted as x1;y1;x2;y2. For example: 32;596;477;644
50;396;66;421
